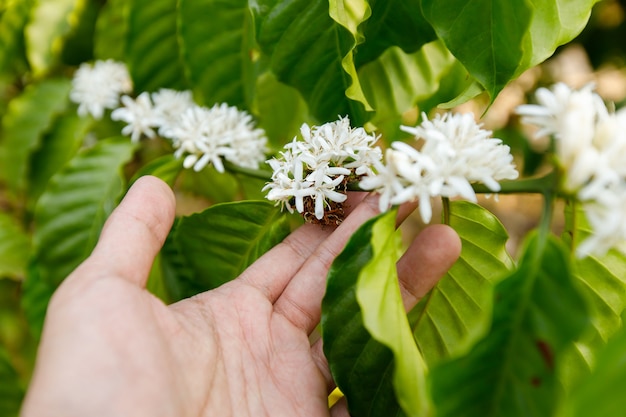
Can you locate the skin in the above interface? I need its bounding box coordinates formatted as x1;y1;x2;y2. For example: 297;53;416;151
20;175;461;417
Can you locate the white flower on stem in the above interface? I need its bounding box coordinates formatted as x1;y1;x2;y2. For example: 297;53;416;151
151;89;195;137
70;60;132;119
577;191;626;258
305;163;351;219
265;154;314;214
361;112;518;223
361;145;438;222
406;112;519;194
302;116;382;175
518;83;626;257
111;92;159;142
516;83;608;192
216;104;268;170
169;103;267;173
265;116;382;225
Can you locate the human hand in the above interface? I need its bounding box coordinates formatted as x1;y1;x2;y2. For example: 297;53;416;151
20;176;461;417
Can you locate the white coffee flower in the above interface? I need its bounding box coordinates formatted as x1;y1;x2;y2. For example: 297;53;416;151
301;116;382;175
361;112;518;223
577;191;626;258
151;89;195;137
265;116;382;224
70;60;132;119
168;103;267;173
516;83;608;193
518;83;626;257
111;92;159;142
265;154;314;214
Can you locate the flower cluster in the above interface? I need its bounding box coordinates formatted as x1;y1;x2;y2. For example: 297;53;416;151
517;83;626;256
69;60;267;173
264;117;382;225
360;113;519;223
70;60;133;120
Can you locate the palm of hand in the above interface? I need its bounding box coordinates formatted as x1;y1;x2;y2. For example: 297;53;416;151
22;176;460;417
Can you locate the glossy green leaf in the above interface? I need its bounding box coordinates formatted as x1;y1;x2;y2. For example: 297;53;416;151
0;344;23;417
410;201;513;366
358;210;430;416
94;0;128;61
518;0;600;72
359;41;456;140
328;0;373;112
430;233;589;417
420;0;597;101
420;0;533;100
354;0;436;67
0;212;30;279
33;138;136;287
253;0;370;124
178;0;255;108
0;78;71;196
126;0;187;91
323;211;429;417
174;201;290;297
27;112;92;207
25;0;88;76
566;312;626;417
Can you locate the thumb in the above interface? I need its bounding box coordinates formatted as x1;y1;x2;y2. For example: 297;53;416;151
83;175;176;287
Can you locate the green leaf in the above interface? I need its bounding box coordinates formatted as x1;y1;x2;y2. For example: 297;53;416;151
358;210;430;416
94;0;129;61
27;112;92;208
0;78;71;196
322;211;430;417
146;253;171;303
178;0;255;108
558;202;626;388
33;138;136;287
566;312;626;417
328;0;373;112
130;154;183;187
21;261;55;339
410;201;514;366
0;212;30;279
253;0;370;124
158;223;194;303
177;165;239;204
126;0;187;91
355;0;436;66
174;201;290;297
253;71;310;149
359;40;456;140
0;344;23;417
518;0;600;72
24;0;88;76
420;0;533;100
430;233;589;417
